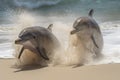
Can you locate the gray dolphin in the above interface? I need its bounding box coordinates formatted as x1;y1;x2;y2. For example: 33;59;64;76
15;25;60;60
70;9;103;57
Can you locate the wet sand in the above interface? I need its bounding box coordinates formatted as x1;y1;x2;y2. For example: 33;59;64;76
0;59;120;80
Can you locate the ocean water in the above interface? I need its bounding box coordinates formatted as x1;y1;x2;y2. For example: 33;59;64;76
0;0;120;65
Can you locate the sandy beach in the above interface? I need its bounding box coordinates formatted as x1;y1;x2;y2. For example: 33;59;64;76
0;59;120;80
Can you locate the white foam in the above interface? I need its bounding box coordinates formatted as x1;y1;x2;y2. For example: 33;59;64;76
87;21;120;65
0;43;14;58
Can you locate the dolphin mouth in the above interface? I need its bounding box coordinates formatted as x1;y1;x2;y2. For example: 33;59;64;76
70;29;80;35
14;38;25;59
15;38;29;44
15;38;23;44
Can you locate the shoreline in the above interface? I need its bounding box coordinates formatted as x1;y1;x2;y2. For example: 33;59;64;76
0;59;120;80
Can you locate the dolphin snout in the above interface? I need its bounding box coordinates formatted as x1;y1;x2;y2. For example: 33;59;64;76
70;28;81;35
15;38;23;44
70;29;78;35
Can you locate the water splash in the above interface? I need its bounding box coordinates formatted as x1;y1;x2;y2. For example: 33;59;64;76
0;10;120;66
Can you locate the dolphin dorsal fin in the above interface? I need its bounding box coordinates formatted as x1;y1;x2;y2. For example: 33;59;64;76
47;24;53;32
89;9;94;17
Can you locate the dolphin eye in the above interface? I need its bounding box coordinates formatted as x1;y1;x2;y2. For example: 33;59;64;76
31;33;36;39
33;35;36;39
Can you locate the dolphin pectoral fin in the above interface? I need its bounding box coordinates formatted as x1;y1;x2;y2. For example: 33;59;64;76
91;35;99;48
36;47;49;60
18;47;24;59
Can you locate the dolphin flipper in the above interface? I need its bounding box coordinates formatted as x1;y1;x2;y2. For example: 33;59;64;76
91;35;99;48
18;47;24;59
36;47;49;60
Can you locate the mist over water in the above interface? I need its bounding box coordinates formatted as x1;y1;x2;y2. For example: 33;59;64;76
0;0;120;65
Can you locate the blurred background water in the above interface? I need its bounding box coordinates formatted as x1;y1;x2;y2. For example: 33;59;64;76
0;0;119;24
